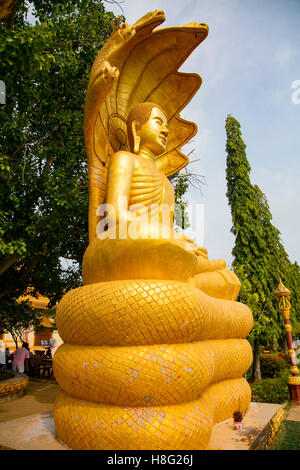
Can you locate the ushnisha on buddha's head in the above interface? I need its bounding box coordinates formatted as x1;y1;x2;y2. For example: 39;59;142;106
127;102;169;157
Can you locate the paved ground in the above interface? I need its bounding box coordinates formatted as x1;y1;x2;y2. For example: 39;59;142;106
0;379;59;423
286;404;300;421
1;380;300;450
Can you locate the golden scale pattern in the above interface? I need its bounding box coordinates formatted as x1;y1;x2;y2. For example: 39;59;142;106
0;376;28;396
54;279;253;449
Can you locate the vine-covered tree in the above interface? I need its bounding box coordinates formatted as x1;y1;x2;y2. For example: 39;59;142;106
225;115;300;381
0;1;123;307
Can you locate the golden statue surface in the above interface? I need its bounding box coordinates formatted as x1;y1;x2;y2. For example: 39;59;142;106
53;10;253;450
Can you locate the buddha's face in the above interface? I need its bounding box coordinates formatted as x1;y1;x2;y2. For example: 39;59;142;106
137;107;169;156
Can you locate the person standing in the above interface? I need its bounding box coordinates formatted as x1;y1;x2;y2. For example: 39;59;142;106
11;342;30;374
50;344;58;358
0;340;6;370
5;347;11;369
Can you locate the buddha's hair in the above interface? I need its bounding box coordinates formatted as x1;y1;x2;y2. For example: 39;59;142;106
127;102;167;152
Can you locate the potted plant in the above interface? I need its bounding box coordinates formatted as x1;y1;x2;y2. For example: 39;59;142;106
233;410;243;430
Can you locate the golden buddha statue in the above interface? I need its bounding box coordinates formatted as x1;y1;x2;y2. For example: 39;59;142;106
53;11;253;450
84;99;240;299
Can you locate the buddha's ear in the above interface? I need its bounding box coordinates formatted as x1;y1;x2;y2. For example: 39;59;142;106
132;121;140;154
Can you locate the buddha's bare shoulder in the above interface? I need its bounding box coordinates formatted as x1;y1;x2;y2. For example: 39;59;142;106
110;151;136;162
108;151;136;172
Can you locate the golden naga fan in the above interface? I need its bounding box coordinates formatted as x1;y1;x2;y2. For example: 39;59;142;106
84;10;209;241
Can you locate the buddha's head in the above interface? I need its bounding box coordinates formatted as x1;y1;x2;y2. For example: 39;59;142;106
127;102;169;156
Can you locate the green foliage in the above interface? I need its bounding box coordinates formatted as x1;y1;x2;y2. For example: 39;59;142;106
292;319;300;339
260;353;288;379
250;370;290;404
0;1;123;306
225;115;300;355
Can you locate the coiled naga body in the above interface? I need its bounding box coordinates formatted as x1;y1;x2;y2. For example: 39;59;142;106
53;11;253;450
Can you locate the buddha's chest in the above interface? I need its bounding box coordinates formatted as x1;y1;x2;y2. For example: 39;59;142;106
129;157;166;206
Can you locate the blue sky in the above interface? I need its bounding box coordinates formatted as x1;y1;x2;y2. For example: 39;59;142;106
107;0;300;266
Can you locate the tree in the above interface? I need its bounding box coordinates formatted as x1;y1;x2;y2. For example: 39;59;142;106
0;1;123;307
170;152;206;231
0;299;44;348
225;115;300;382
169;172;190;230
0;1;197;310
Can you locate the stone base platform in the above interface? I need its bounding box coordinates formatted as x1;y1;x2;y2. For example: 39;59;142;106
0;372;29;402
0;402;283;450
208;402;284;450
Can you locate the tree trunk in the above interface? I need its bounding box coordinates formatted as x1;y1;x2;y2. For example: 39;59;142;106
0;253;22;276
17;330;26;345
11;333;18;350
251;339;262;383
